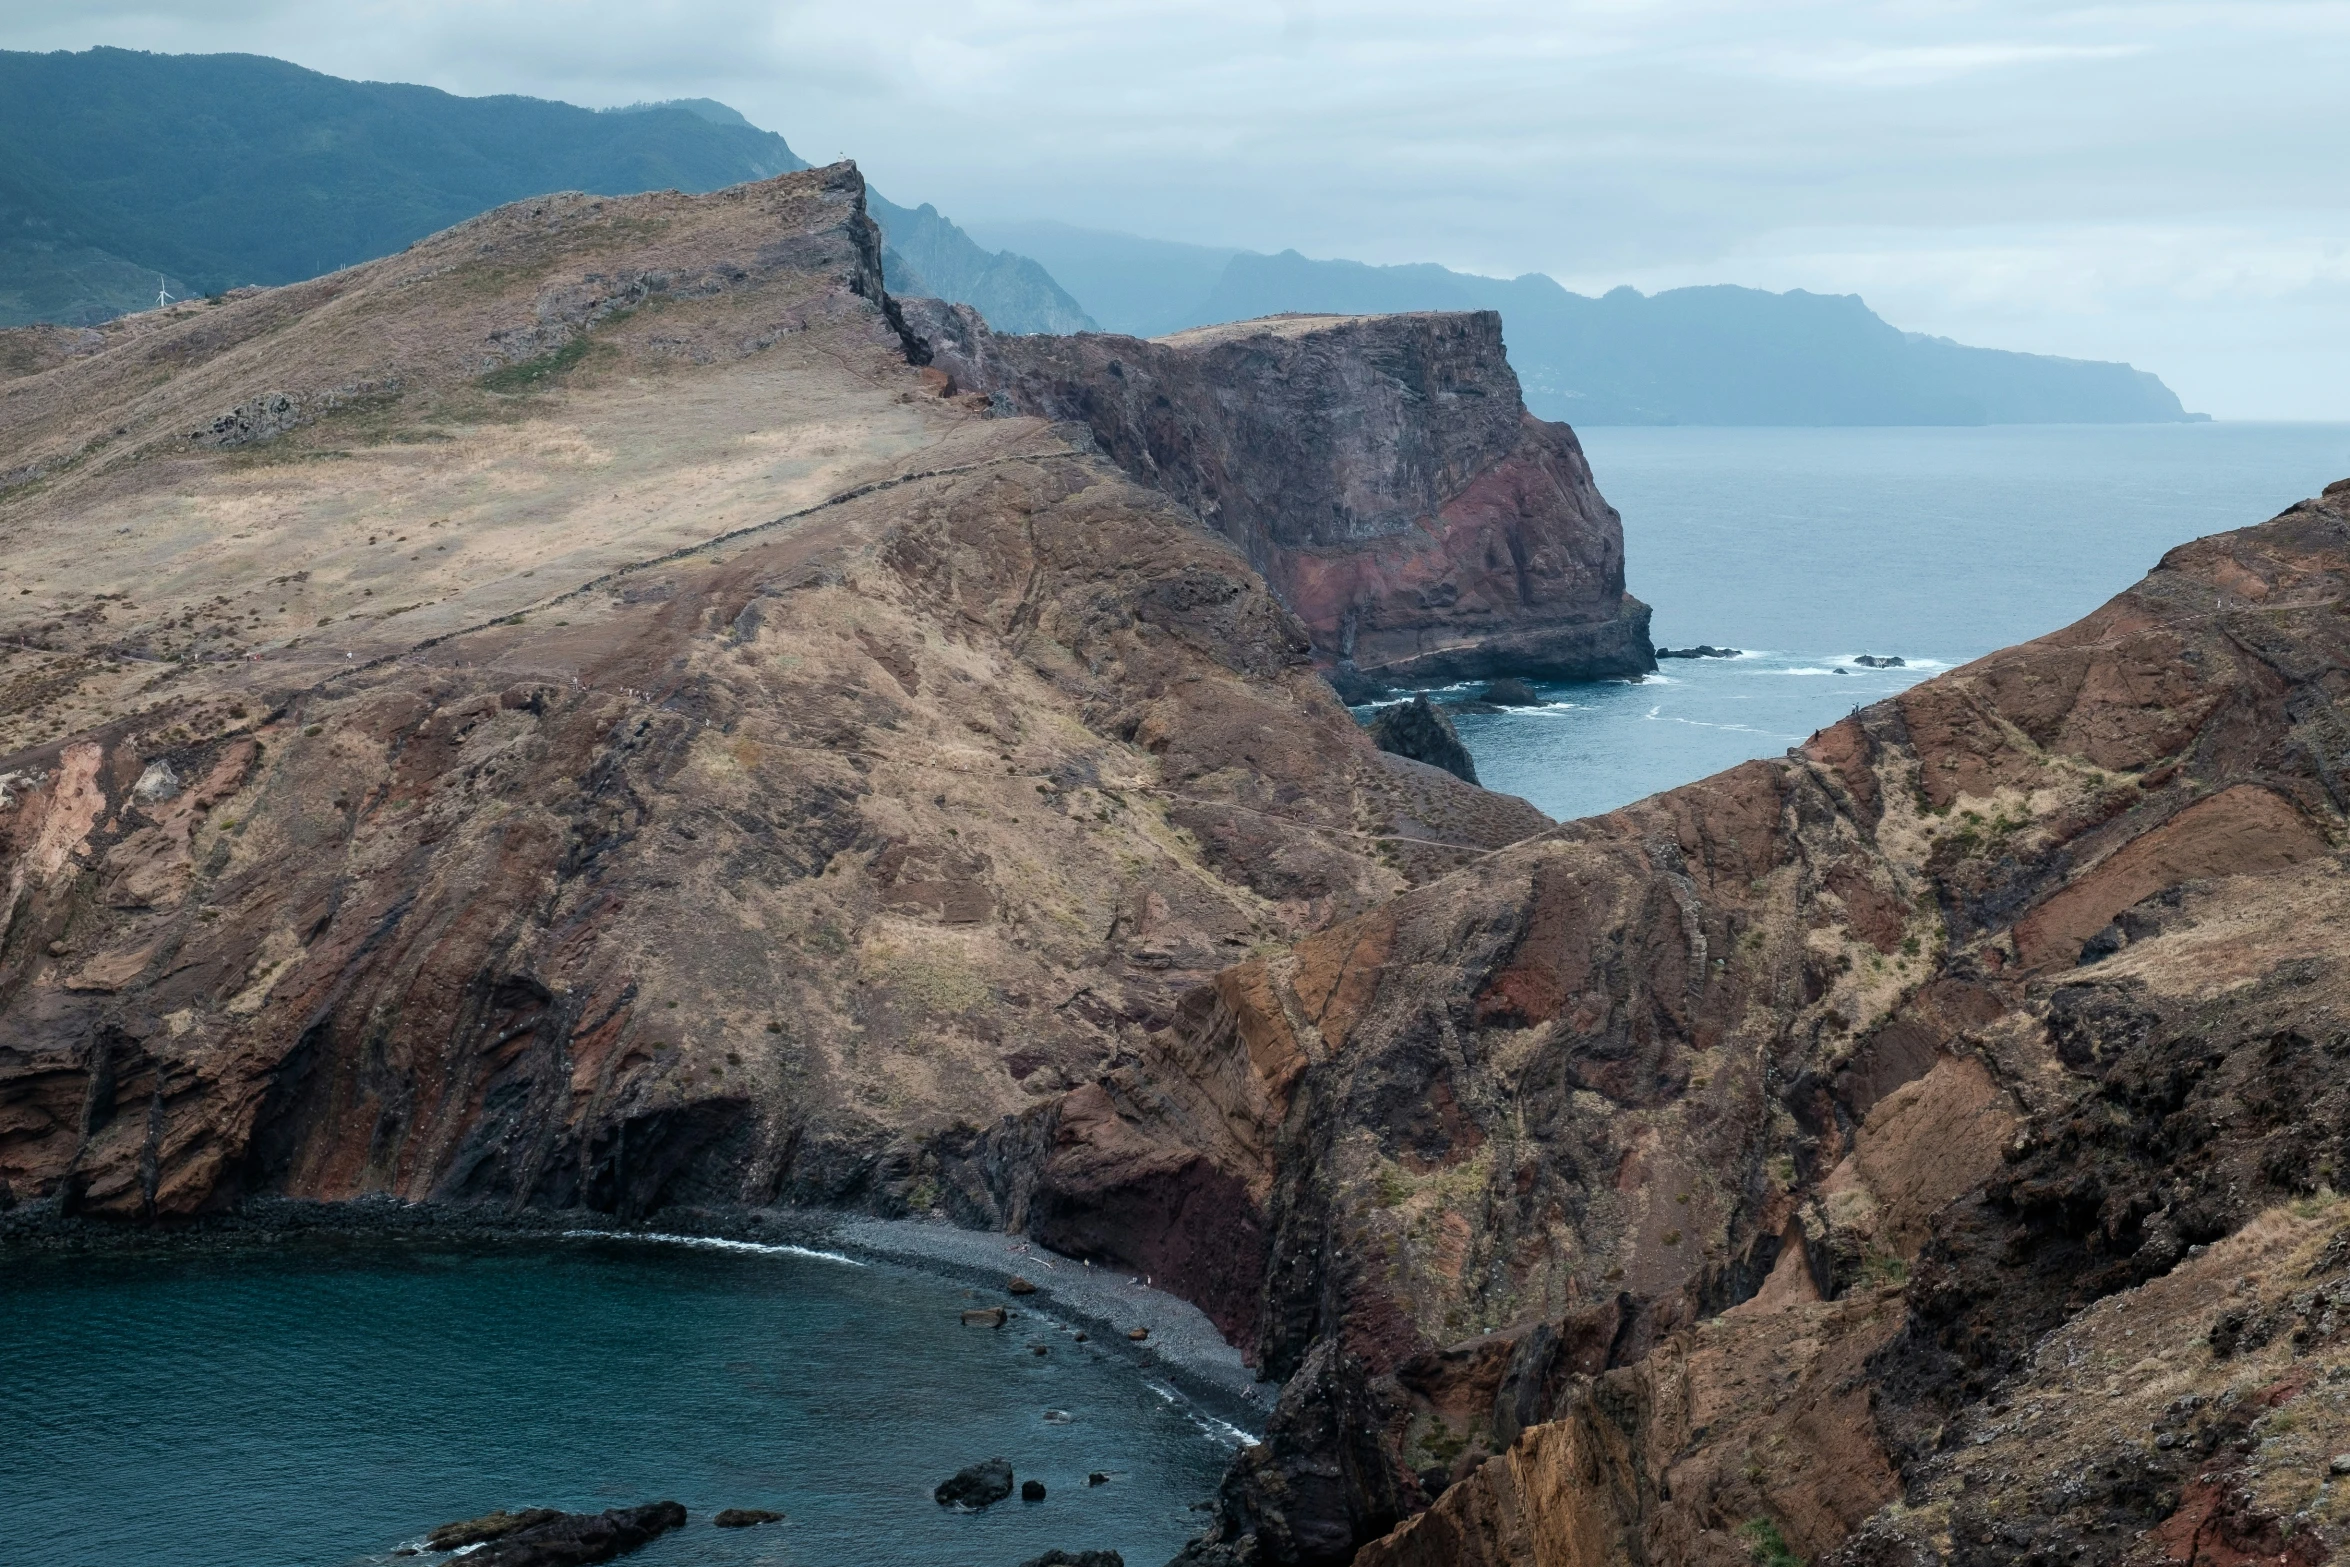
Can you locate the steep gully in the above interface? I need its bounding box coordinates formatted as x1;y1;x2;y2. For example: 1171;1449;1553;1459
3;166;2349;1567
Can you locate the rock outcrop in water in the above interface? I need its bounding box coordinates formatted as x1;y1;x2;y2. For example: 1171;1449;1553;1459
937;1458;1016;1509
432;1502;686;1565
900;301;1655;686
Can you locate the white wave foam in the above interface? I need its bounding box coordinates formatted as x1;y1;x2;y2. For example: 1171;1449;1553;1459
559;1229;863;1266
1641;712;1802;738
1825;654;1947;672
1195;1413;1260;1446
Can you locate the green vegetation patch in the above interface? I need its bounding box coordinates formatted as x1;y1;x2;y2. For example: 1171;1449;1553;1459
479;334;592;393
1742;1518;1803;1567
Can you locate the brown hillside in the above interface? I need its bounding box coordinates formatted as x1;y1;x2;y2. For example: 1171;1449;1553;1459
0;163;1547;1223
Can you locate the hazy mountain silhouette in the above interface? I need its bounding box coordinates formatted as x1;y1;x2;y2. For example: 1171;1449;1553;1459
970;224;2203;425
0;47;1085;334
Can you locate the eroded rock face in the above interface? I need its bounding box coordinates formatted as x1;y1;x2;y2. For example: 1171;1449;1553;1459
899;301;1654;685
1008;490;2350;1564
1365;698;1477;786
0;165;1550;1226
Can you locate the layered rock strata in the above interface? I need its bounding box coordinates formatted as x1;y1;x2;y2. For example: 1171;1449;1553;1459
987;485;2350;1564
0;164;1548;1224
900;301;1654;685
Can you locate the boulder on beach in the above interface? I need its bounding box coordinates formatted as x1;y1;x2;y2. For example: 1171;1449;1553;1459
1007;1275;1038;1295
1022;1479;1048;1502
1126;1327;1150;1342
713;1508;785;1528
936;1458;1016;1509
1030;1343;1050;1356
451;1502;687;1566
962;1306;1008;1327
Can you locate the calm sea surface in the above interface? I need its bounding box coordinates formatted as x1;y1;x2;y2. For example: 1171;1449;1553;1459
1445;422;2350;821
0;1238;1238;1567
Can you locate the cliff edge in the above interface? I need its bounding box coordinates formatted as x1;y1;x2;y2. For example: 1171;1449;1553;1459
903;301;1655;685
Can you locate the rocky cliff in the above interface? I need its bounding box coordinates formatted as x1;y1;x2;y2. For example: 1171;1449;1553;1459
7;155;2348;1567
0;164;1550;1224
901;301;1654;685
979;483;2350;1564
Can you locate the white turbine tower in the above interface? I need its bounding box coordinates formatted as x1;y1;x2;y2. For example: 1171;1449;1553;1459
156;275;174;309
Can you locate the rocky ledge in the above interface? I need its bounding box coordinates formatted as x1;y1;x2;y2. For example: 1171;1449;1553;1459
900;301;1655;686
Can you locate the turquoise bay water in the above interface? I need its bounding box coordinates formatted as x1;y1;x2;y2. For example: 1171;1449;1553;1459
1447;422;2350;821
0;1237;1238;1567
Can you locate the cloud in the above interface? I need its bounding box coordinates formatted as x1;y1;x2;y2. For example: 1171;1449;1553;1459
6;0;2349;414
1719;41;2151;87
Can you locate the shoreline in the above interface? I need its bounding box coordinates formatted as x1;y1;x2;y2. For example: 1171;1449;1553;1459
0;1195;1273;1439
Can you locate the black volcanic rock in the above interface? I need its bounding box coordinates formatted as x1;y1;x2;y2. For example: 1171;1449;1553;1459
1655;644;1742;659
1474;677;1543;706
460;1502;686;1566
1365;696;1478;785
712;1509;784;1528
937;1458;1016;1509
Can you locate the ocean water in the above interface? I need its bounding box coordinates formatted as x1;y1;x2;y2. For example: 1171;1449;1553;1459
1444;422;2350;821
0;1237;1240;1567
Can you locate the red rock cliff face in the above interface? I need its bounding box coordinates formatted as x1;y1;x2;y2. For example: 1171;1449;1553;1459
1000;486;2350;1566
902;302;1654;685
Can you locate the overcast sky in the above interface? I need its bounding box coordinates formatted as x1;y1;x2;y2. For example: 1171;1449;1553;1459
10;2;2349;417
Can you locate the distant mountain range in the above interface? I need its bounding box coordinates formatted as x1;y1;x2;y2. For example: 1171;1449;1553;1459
969;223;2204;426
2;48;2197;424
0;47;1085;334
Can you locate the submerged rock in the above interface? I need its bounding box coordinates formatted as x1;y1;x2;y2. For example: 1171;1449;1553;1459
1016;1553;1124;1567
1364;696;1477;785
457;1502;686;1566
961;1306;1008;1328
1851;653;1905;667
712;1509;785;1528
936;1458;1016;1509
